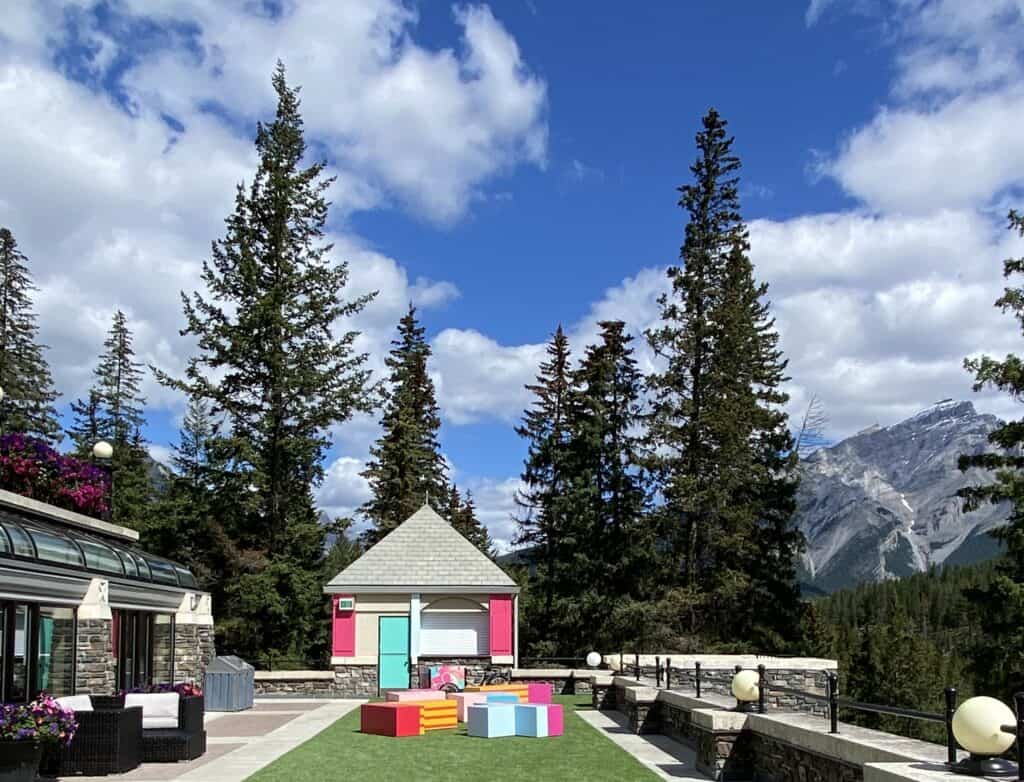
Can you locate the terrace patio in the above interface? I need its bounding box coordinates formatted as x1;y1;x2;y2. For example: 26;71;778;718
56;695;702;782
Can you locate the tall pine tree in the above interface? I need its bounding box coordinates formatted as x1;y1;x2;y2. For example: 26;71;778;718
958;208;1024;699
0;228;61;442
361;304;447;545
515;326;574;654
646;108;802;648
446;486;493;555
71;310;152;529
569;320;651;650
156;63;375;662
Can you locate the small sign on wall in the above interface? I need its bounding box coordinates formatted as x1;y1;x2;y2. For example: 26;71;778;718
337;596;355;611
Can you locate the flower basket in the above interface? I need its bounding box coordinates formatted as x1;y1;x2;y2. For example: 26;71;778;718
0;741;42;782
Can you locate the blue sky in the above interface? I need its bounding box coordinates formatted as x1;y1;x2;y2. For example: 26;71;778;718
3;1;1024;547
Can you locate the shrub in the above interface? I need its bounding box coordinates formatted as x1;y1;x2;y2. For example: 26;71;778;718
0;433;109;517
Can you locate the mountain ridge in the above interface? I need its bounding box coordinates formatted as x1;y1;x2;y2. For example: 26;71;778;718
796;399;1008;592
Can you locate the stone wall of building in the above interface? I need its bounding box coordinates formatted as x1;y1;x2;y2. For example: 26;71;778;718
174;622;216;684
332;664;378;697
74;618;116;695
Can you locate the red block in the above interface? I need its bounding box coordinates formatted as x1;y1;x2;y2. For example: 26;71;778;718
360;702;422;737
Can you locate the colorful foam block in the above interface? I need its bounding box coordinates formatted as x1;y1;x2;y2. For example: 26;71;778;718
514;704;549;737
386;689;447;702
448;692;487;722
467;703;516;738
408;699;458;731
544;703;564;737
486;693;520;704
527;683;553;704
465;684;528;702
360;703;422;737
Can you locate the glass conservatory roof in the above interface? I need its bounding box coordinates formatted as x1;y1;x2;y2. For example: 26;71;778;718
0;510;199;590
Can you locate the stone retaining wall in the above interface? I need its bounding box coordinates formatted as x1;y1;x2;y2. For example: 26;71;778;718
607;676;957;782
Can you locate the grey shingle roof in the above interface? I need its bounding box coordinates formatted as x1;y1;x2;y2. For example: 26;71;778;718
324;505;518;593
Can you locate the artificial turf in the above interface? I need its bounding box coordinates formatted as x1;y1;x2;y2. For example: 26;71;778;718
247;694;659;782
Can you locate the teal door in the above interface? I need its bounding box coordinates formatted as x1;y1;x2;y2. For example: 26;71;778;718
378;616;410;690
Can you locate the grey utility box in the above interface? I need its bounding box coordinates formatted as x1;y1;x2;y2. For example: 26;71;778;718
204;655;255;712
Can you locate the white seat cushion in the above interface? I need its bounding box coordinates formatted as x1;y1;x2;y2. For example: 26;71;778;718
125;692;180;729
56;695;93;712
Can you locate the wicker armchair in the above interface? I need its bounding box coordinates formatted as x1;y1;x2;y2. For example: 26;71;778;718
138;695;206;763
40;706;142;777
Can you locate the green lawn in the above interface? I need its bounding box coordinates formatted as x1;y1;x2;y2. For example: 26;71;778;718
248;695;659;782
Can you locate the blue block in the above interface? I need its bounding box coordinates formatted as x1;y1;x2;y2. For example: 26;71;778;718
515;704;549;737
486;693;519;704
467;703;516;738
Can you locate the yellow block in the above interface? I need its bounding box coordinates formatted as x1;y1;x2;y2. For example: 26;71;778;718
408;699;458;731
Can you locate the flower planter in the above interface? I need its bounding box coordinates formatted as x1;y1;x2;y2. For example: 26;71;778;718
0;741;42;782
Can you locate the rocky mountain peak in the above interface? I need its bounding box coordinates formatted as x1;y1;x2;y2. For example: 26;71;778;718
796;400;1007;592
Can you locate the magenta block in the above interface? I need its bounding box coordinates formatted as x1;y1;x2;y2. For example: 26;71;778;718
545;704;564;737
527;683;552;704
448;692;488;722
386;689;447;702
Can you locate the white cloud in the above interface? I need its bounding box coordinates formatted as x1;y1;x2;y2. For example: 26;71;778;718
106;0;548;223
823;91;1024;214
317;456;373;520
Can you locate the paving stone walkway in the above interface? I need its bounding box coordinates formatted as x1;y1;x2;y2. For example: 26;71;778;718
66;698;364;782
575;709;712;781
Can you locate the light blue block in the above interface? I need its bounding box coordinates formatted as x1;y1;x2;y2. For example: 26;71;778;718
467;703;516;738
486;693;519;704
515;704;549;737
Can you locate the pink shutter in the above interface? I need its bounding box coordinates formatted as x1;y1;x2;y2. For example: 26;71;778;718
489;594;513;656
332;596;356;657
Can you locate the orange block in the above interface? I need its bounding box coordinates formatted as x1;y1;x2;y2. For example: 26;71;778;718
464;684;528;702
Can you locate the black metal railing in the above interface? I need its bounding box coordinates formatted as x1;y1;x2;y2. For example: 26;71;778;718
646;662;1024;777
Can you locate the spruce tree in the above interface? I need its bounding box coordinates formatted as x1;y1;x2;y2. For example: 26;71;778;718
958;208;1024;699
144;397;223;577
646;108;744;632
0;228;61;442
361;304;447;545
645;108;802;648
156;63;375;662
447;486;493;555
515;326;574;649
704;242;803;649
74;310;152;528
568;320;650;650
67;389;103;457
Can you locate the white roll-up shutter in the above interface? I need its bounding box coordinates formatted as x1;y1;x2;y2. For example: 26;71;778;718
420;611;489;656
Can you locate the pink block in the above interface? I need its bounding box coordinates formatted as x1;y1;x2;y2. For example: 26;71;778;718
545;703;564;737
385;689;447;702
448;692;488;722
527;683;552;704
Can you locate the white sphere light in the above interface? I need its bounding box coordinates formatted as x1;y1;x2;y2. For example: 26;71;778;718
952;696;1016;756
0;386;5;402
92;441;113;460
586;651;602;668
731;670;760;703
